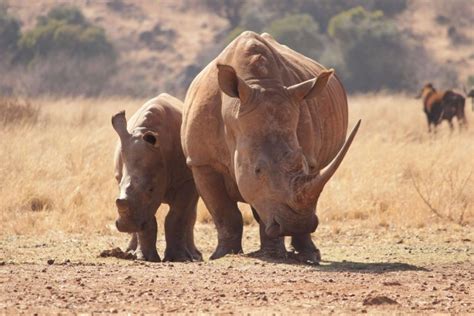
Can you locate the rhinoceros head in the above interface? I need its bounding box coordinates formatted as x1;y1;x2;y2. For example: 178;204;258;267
217;64;359;237
111;111;168;233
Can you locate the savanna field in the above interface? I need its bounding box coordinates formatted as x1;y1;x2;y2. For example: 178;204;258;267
1;94;473;234
0;0;473;313
1;94;473;313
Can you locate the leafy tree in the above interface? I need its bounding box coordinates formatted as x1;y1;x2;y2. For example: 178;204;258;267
264;14;325;59
14;5;117;96
371;0;407;16
17;5;115;63
223;26;245;45
0;2;20;55
467;75;474;88
201;0;244;29
327;6;414;91
240;0;407;32
38;5;86;26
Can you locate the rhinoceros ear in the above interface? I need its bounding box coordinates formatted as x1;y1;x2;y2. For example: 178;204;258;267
142;131;159;148
217;63;252;104
112;111;130;144
287;69;334;101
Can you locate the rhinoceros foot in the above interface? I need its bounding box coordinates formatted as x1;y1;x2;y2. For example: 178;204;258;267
290;249;321;265
210;244;243;260
189;247;203;261
249;248;289;260
260;245;288;259
290;233;321;265
163;246;202;262
134;247;161;262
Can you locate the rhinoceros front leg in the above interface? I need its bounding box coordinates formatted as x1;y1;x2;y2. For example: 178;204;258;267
290;233;321;264
163;181;202;262
126;233;138;252
192;166;243;260
134;217;160;262
251;207;286;258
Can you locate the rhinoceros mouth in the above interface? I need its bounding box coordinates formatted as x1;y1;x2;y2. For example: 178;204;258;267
264;207;318;237
115;216;146;233
265;219;282;238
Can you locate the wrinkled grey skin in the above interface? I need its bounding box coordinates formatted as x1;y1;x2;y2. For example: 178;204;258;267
112;93;201;262
182;31;360;263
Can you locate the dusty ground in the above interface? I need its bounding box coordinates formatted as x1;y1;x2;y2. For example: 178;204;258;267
1;222;472;314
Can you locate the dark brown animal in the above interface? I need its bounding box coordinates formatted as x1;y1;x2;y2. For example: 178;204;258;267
112;93;201;262
417;83;467;132
181;31;360;263
467;89;474;112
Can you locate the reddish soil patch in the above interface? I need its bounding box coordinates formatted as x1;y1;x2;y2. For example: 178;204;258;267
1;223;472;313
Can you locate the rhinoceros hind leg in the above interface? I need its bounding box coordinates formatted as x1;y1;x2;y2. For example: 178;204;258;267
290;233;321;265
192;166;243;260
135;217;161;262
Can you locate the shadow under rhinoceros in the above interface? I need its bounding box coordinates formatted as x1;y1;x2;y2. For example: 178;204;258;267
317;260;428;273
245;251;427;273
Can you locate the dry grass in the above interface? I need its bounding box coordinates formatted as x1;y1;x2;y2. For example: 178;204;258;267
0;97;41;126
319;94;474;227
1;94;473;236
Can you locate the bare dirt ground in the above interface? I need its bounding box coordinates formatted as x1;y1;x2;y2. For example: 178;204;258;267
1;222;472;314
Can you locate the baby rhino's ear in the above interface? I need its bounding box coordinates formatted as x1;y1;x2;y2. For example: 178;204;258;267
142;131;159;147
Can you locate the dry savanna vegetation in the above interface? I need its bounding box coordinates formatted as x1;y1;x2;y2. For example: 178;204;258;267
1;94;473;236
1;0;473;313
1;95;473;314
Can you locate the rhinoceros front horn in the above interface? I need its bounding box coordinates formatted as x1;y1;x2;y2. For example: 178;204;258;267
294;120;361;208
111;110;131;145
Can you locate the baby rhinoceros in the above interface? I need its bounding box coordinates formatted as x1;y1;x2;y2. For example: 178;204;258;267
111;93;201;262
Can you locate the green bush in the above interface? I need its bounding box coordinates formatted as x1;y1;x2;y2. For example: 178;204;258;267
467;75;474;88
39;5;86;26
200;0;244;29
0;2;20;54
371;0;407;16
10;5;117;96
327;6;414;92
223;26;246;45
17;5;115;63
225;13;325;60
289;0;406;32
263;14;325;59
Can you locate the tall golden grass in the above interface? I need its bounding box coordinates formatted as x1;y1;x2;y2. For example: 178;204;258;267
0;94;473;236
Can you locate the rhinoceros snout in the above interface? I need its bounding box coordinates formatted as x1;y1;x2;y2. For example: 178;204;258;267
268;213;318;237
115;217;145;233
115;198;129;211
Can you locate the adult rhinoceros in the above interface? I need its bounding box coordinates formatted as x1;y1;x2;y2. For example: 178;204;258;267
182;31;360;263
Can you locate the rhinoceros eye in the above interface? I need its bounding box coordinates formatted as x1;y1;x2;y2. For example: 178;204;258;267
143;134;156;145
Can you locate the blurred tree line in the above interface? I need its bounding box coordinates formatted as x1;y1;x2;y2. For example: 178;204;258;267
210;0;459;93
0;0;466;97
0;3;116;96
